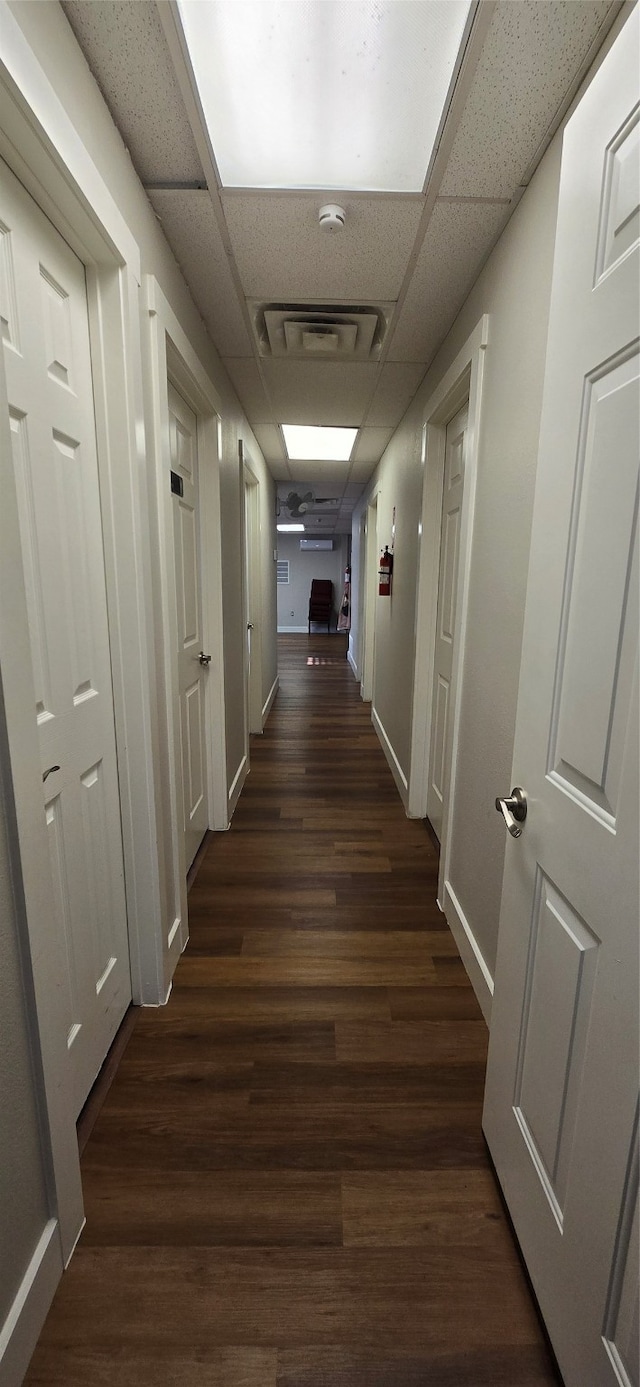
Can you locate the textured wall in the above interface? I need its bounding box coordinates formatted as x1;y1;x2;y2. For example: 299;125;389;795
0;706;50;1327
351;132;563;981
277;535;348;631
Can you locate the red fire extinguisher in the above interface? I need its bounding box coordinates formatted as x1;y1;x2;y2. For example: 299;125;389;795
378;546;393;596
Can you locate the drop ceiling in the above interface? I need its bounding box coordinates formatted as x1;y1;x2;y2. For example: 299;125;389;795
62;0;622;534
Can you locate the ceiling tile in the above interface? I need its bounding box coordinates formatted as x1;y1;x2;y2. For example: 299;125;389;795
285;464;353;491
252;424;287;468
352;427;394;465
266;461;291;482
349;456;380;485
62;1;204;183
440;0;614;198
387;199;510;363
147;191;251;357
222;195;424;300
364;363;426;427
224;359;275;423
262;360;378;427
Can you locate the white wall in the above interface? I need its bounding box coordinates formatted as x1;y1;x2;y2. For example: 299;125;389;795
350;4;627;998
0;734;51;1340
351;124;564;992
277;534;348;631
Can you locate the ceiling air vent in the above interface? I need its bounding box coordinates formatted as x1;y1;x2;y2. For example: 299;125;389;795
250;302;393;361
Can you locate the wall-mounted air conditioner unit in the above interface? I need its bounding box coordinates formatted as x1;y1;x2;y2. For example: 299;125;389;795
300;538;334;551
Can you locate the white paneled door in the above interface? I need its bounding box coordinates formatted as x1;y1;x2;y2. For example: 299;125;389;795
168;382;209;870
1;160;131;1118
483;16;639;1387
426;403;467;840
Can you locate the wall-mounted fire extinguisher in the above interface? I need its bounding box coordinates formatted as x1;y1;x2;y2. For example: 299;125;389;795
378;546;393;596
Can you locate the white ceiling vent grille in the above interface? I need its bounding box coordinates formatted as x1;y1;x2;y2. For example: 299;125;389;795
250;302;393;360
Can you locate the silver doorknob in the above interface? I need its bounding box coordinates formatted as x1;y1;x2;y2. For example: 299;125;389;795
43;765;60;782
198;651;212;666
495;787;527;838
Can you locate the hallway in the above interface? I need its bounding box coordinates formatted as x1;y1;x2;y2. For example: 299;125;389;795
24;635;560;1386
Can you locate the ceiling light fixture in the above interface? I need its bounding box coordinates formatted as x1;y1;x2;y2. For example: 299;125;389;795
176;0;474;192
282;424;358;462
277;522;305;532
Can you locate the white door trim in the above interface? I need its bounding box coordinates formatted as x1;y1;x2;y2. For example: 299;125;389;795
0;2;139;276
361;486;381;703
242;446;264;737
0;341;81;1261
143;274;228;981
0;1219;62;1387
0;5;170;1291
408;315;490;1011
0;3;164;1012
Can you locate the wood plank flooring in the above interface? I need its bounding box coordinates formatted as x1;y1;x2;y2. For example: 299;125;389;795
25;634;561;1386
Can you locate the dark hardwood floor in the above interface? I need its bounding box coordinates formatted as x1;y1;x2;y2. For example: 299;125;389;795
25;634;561;1386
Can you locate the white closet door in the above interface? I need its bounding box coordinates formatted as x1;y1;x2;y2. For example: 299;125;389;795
483;13;639;1385
168;382;209;870
1;159;131;1118
426;403;467;840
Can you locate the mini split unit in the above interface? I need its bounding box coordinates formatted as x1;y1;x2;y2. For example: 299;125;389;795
300;538;334;551
249;301;394;361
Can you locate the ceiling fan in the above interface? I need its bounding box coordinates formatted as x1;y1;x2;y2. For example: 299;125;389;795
282;490;340;519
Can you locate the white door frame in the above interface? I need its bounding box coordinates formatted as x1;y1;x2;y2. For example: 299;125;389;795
241;447;264;737
408;315;489;1007
144;275;229;976
361;488;380;702
0;0;175;1272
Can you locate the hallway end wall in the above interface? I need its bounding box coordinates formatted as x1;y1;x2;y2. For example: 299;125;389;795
351;127;564;993
277;535;348;632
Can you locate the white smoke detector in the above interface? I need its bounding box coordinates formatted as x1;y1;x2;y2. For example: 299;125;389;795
318;204;346;233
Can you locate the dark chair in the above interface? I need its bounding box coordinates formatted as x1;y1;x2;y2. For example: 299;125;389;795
308;579;333;633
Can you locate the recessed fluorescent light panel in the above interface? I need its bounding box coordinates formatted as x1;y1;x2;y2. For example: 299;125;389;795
176;0;473;192
277;522;305;532
281;425;358;462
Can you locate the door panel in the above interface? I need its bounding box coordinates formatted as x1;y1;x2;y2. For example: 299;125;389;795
603;1137;639;1387
426;403;466;839
514;873;599;1223
549;352;638;821
483;16;639;1386
168;382;209;870
1;158;131;1117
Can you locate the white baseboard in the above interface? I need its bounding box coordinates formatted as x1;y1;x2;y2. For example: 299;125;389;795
277;626;342;634
347;648;359;679
443;880;494;1025
261;674;279;724
227;753;248;818
0;1220;62;1386
371;705;408;809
